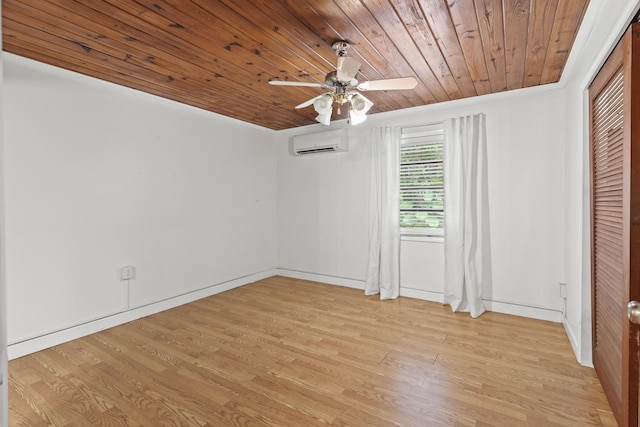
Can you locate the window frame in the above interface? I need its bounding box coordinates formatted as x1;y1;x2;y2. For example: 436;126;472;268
399;123;444;238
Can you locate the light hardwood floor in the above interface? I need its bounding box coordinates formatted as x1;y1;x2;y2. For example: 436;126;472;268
9;276;615;426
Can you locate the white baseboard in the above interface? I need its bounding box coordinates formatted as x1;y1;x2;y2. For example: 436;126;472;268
562;316;593;367
399;287;445;302
277;269;563;323
483;300;562;323
8;269;277;360
562;317;593;368
276;269;365;290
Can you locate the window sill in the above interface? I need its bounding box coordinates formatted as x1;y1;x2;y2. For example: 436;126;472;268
400;234;444;243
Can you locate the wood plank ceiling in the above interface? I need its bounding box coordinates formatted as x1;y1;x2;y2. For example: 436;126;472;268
2;0;590;130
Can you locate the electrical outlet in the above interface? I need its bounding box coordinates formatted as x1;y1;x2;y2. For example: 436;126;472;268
120;265;136;281
559;282;567;299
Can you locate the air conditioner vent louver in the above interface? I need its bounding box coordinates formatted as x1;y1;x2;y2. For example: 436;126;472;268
296;146;339;154
291;129;348;156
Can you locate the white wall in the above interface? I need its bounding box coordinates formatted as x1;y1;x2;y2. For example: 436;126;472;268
277;86;567;321
3;54;278;355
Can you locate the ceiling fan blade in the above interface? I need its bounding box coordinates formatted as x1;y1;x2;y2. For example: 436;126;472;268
336;57;361;82
269;80;324;88
295;94;324;109
357;77;418;91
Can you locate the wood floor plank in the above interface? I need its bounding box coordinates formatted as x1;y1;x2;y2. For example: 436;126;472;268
9;276;613;426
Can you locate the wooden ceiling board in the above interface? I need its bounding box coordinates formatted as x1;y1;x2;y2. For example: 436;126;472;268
504;0;531;90
541;0;590;84
394;0;464;99
523;0;559;87
474;0;507;93
5;0;309;127
2;0;591;130
363;0;450;102
419;0;479;98
447;0;493;96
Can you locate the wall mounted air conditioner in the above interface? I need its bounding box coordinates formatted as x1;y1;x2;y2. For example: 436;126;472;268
291;129;348;156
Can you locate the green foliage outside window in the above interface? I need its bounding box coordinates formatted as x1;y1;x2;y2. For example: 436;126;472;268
399;140;444;230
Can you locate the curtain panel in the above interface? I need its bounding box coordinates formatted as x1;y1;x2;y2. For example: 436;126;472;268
365;126;400;300
443;113;491;318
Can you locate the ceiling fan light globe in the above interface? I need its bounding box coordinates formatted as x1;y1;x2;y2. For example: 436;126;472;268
351;98;366;113
316;111;332;126
349;111;367;125
313;94;333;114
351;93;373;114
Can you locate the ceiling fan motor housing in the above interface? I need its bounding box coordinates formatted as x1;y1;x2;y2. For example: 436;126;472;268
324;71;358;88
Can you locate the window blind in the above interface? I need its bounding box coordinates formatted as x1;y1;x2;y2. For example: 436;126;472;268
399;124;444;232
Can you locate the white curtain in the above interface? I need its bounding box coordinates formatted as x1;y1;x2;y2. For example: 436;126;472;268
443;113;491;318
365;127;400;300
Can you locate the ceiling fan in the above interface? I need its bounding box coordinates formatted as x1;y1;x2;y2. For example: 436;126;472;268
269;41;418;126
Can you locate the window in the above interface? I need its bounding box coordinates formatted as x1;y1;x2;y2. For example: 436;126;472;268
399;123;444;236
